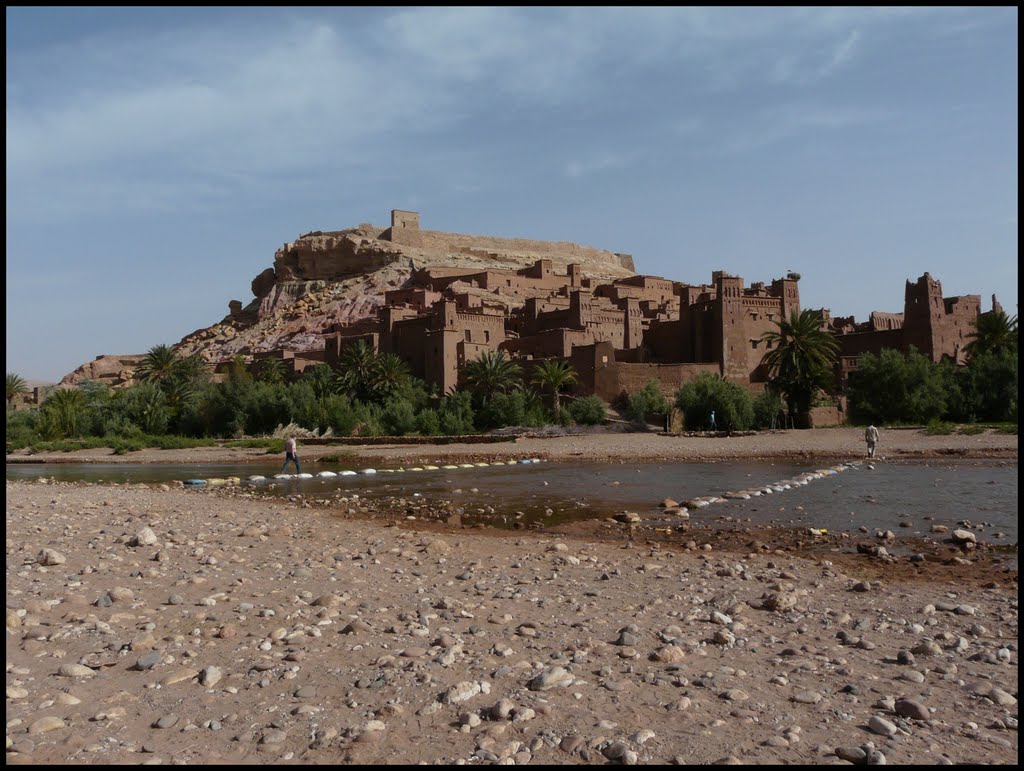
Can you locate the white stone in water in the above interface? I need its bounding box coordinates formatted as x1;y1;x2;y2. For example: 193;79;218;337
317;471;337;478
360;469;377;475
461;463;476;468
339;470;357;476
248;475;266;482
296;473;313;479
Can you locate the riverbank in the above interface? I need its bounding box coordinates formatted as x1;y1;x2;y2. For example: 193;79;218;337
5;479;1017;765
6;427;1017;466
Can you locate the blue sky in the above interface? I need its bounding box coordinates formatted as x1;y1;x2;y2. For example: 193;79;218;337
6;7;1018;382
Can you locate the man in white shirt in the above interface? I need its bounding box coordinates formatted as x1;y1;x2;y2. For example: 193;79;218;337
281;436;301;474
864;425;879;458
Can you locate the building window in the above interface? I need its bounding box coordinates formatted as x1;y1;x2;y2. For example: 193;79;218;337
751;340;758;349
484;330;491;343
465;330;472;342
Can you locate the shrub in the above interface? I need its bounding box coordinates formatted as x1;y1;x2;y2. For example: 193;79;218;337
415;409;441;436
924;418;955;435
848;348;947;425
437;392;475;435
624;380;670;425
676;373;754;431
567;395;607;425
753;390;786;430
380;398;418;436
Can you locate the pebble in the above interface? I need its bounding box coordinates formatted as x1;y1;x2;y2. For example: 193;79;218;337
868;716;897;737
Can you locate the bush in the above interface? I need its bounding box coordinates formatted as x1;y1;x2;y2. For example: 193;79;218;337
415;409;441;436
676;373;754;431
380;398;418;436
437;392;475;435
624;380;670;425
567;395;607;425
848;348;947;425
924;418;955;435
753;390;786;430
958;423;986;435
476;390;548;431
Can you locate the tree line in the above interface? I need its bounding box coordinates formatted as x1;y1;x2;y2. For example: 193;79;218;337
7;307;1017;448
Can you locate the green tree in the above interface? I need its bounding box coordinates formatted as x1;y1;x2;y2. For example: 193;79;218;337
371;353;411;402
752;388;786;430
460;351;522;406
760;309;839;424
567;395;607;425
965;310;1018;358
967;348;1018;422
335;340;377;401
226;355;253;388
123;382;170;435
136;344;181;385
40;388;87;438
624;380;671;425
676;373;754;431
531;360;578;415
256;357;286;385
847;347;947;424
6;373;29;406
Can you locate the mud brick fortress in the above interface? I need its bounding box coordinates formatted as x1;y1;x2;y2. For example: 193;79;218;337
317;210;997;402
56;209;1000;409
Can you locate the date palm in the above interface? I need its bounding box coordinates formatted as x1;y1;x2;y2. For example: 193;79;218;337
42;387;87;437
257;357;287;385
335;339;377;401
531;359;578;414
371;353;410;401
461;350;522;405
965;310;1018;358
7;373;29;406
136;344;181;385
760;309;839;424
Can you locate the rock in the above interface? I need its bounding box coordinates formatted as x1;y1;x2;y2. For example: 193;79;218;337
154;715;179;729
37;548;66;566
951;529;976;544
721;689;749;702
868;716;897;737
200;666;223;687
58;664;96;678
895;699;929;721
443;681;482;704
133;527;159;546
792;690;822;705
836;746;867;763
134;652;161;671
660;499;679;509
28;717;66;735
528;666;574;691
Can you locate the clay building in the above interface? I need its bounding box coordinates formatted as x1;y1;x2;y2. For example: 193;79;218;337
826;273;987;386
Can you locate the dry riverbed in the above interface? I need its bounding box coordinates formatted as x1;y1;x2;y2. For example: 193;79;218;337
6;427;1018;466
5;478;1017;765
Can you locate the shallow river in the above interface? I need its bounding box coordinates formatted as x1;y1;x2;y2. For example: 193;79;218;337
7;458;1017;543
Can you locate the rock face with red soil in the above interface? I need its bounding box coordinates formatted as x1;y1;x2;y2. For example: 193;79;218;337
61;216;637;382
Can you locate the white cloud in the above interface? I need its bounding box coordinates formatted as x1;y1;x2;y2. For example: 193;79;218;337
5;7;968;220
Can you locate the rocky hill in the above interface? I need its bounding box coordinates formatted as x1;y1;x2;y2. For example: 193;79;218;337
60;216;637;387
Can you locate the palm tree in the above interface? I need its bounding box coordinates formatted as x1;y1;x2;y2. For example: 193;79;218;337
461;350;522;405
136;344;181;385
760;308;839;425
965;310;1018;357
257;357;287;385
7;373;29;406
531;359;578;414
371;353;410;401
42;388;87;437
336;339;377;401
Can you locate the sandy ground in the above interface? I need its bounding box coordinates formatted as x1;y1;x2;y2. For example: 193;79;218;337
6;427;1018;467
5;470;1018;765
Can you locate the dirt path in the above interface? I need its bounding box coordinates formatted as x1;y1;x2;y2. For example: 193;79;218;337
6;427;1017;466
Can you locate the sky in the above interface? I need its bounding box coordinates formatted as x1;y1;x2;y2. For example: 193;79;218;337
6;6;1018;382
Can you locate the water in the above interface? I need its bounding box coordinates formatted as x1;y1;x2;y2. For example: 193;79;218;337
7;458;1016;542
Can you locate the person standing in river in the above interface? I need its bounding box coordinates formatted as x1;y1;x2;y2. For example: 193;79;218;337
865;424;880;458
281;436;301;474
